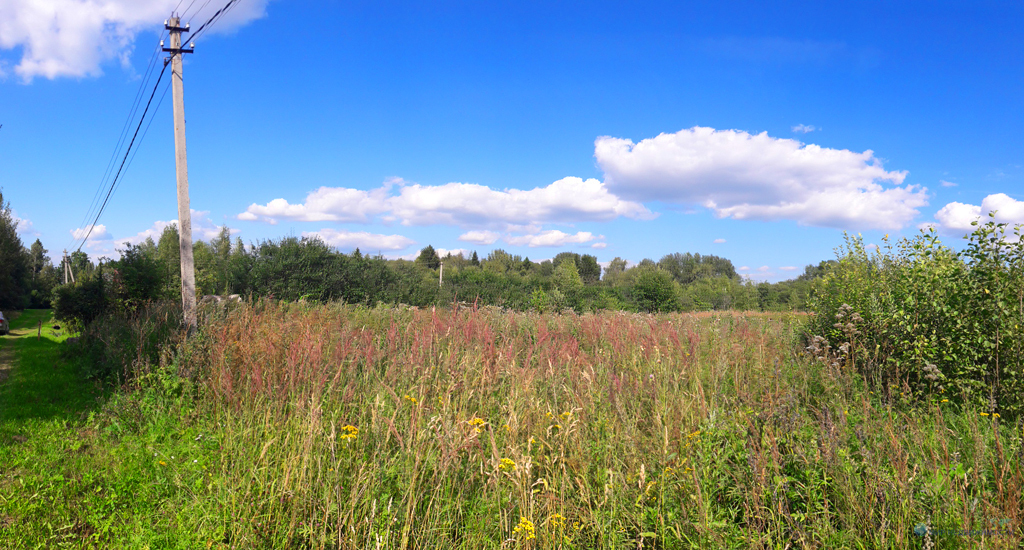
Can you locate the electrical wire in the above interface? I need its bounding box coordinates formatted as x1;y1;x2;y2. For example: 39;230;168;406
76;62;170;251
188;0;241;44
69;42;164;250
72;1;240;250
179;0;203;21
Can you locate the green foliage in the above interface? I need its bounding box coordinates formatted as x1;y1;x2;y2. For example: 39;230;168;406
808;218;1024;417
51;271;108;330
632;266;679;312
109;244;165;314
415;244;441;270
0;191;30;309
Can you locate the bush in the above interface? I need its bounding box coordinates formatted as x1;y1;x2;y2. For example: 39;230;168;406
808;217;1024;417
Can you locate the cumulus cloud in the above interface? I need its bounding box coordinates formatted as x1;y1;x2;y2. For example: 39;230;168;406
241;177;654;229
779;266;798;271
595;126;928;230
240;186;390;224
591;242;607;249
792;124;816;133
113;210;234;248
303;229;415;251
0;0;268;81
940;180;958;188
13;211;39;239
458;230;500;245
71;224;110;241
931;193;1024;235
713;238;726;243
504;230;600;248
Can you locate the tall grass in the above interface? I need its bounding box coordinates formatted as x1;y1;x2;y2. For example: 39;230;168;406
145;302;1022;548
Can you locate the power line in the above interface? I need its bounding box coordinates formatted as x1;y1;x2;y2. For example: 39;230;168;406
116;80;172;215
76;62;170;251
179;0;203;20
188;0;241;44
69;41;164;250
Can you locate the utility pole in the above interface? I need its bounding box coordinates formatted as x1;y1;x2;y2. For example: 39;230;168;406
62;250;75;284
439;262;444;288
163;16;197;330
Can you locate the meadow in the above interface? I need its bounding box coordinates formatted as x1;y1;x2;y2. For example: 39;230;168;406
1;303;1021;548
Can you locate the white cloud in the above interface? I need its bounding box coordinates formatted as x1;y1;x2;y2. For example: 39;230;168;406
0;0;269;81
779;266;798;271
713;238;726;244
12;211;39;239
940;180;958;188
387;177;653;227
241;177;655;230
71;224;110;241
303;229;414;251
591;242;607;249
792;124;816;133
436;248;470;258
504;230;599;248
595;126;927;230
240;186;390;224
757;265;771;272
932;193;1024;235
738;266;750;271
458;230;500;245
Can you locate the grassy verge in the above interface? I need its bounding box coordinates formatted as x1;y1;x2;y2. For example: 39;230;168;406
1;304;1022;548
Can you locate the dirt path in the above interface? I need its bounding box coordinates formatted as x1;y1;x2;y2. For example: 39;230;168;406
0;311;46;385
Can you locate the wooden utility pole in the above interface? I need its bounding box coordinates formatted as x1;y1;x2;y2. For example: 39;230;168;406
163;16;197;330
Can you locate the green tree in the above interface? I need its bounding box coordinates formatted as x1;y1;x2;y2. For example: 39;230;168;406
633;266;679;313
0;191;30;308
552;260;584;311
156;224;181;299
110;243;164;313
578;254;601;284
29;239;49;278
416;245;442;270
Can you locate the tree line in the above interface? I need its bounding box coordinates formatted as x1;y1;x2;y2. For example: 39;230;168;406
0;193;826;324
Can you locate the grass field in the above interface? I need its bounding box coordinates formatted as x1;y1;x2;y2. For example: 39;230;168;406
1;304;1021;549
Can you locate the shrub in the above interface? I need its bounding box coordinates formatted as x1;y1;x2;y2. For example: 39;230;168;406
808;217;1024;417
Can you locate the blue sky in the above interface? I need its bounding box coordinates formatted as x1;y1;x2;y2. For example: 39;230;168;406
3;0;1023;281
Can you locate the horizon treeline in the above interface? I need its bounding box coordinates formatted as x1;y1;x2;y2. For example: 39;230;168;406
41;223;824;324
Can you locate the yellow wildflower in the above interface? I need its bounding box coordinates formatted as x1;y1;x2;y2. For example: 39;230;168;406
403;394;418;406
159;461;167;466
499;458;516;472
513;517;536;540
980;412;990;417
340;425;359;441
468;417;487;433
941;399;949;403
547;513;566;529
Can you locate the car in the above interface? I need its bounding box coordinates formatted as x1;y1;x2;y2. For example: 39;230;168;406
0;312;8;335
